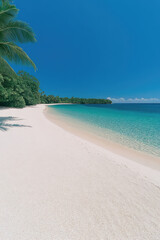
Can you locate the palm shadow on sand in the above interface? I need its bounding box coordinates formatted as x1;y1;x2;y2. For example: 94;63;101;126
0;116;31;131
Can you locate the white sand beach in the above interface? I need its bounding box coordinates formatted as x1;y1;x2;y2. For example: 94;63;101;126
0;104;160;240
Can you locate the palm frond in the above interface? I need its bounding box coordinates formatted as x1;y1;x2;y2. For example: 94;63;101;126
0;4;18;24
0;55;17;77
0;41;37;70
0;21;36;43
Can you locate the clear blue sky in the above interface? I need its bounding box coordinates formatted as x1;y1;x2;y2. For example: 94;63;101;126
13;0;160;100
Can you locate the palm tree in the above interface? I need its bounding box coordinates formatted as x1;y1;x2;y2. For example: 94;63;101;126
0;0;36;77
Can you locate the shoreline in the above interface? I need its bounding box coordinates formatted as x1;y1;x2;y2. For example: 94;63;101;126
45;105;160;171
0;104;160;239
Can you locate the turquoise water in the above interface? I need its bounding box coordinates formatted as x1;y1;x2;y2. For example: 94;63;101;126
49;104;160;157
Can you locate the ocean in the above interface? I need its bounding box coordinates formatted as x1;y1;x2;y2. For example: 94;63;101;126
48;104;160;158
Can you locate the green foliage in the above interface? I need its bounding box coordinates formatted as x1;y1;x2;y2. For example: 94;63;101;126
63;97;112;104
40;94;112;105
0;2;18;24
0;0;38;107
18;71;40;105
0;73;25;107
40;91;48;104
0;21;36;43
0;0;36;73
76;98;111;104
0;55;17;77
0;42;36;70
40;93;61;104
0;71;40;108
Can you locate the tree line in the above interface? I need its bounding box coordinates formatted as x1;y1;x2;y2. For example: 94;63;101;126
0;70;111;107
0;71;41;107
0;0;112;108
41;94;112;105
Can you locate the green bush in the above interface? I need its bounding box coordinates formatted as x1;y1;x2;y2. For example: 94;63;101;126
0;71;41;108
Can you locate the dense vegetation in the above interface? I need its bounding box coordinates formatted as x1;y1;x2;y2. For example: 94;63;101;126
0;0;112;108
41;94;112;104
0;71;40;107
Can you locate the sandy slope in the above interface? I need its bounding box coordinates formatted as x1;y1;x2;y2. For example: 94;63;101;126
0;105;160;240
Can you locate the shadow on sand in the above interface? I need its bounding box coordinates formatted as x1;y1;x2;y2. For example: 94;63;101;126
0;116;31;131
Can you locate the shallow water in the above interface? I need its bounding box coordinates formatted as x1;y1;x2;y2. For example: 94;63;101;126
49;104;160;157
